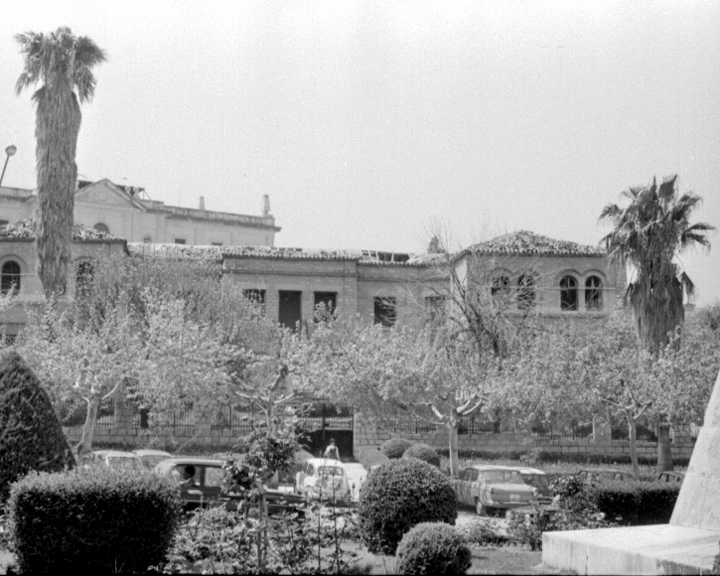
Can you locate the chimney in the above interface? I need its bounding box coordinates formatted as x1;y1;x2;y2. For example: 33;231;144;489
199;196;205;210
262;194;271;217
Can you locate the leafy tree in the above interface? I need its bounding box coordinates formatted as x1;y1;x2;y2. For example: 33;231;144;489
291;315;508;477
600;175;715;471
15;27;106;297
17;295;141;455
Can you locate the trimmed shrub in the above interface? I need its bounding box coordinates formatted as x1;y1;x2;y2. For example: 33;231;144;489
358;458;456;554
7;467;182;573
396;522;471;575
403;443;441;468
380;438;414;459
589;480;680;525
0;350;75;502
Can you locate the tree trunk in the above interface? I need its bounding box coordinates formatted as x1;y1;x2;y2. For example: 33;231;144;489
77;394;100;456
627;415;640;480
656;424;674;472
448;418;459;477
35;87;81;298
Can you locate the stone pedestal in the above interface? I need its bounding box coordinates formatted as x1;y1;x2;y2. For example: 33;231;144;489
539;369;720;575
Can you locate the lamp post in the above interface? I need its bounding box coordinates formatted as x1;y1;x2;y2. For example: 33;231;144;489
0;145;17;188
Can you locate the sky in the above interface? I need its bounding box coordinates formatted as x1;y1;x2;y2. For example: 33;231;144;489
0;0;718;305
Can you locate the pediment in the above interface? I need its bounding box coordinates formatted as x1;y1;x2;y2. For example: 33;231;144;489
75;179;146;211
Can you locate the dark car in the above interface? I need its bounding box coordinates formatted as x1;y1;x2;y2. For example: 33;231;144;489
154;457;304;516
512;467;554;505
576;468;634;482
656;470;685;483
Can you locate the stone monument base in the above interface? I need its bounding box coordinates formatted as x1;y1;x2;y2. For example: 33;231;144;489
538;524;718;575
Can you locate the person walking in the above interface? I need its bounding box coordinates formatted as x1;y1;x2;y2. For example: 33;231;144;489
324;438;340;460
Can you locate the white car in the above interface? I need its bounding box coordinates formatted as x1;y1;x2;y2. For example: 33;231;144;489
295;457;352;504
80;450;144;472
133;449;173;470
340;462;369;501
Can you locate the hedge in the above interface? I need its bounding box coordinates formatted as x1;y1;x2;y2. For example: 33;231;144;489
7;467;182;573
587;480;680;525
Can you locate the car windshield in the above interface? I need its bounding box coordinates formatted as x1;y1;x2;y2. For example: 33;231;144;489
482;471;523;484
318;466;343;476
107;457;142;470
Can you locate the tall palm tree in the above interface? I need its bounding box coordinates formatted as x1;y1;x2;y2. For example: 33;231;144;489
15;27;106;298
600;174;715;470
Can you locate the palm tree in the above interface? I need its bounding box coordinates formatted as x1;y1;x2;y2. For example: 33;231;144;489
15;27;106;298
600;174;715;470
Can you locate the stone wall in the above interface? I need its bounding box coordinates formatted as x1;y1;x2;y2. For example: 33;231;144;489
353;413;697;463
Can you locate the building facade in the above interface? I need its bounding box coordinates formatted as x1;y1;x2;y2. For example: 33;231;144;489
0;178;280;247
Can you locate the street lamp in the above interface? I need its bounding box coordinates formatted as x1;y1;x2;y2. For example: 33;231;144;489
0;145;17;188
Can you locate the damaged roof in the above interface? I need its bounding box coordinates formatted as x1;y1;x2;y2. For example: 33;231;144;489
127;243;428;265
465;230;606;257
0;219;126;243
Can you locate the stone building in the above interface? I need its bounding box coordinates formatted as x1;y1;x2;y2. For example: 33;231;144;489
0;220;128;338
0;182;663;460
0;178;279;247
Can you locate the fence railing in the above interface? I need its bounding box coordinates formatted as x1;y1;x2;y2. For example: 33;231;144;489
55;399;114;428
132;405;195;430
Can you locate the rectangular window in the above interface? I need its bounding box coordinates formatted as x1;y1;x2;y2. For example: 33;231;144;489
313;291;337;321
243;289;266;306
374;296;397;327
424;295;445;322
174;238;186;245
279;290;302;331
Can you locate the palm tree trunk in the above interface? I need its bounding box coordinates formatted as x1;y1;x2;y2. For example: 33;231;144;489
35;87;81;298
656;424;674;472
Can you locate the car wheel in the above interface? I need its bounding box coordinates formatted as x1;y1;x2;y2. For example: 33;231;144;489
475;498;488;516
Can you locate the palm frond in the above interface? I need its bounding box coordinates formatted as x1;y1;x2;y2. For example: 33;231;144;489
657;175;677;201
599;203;622;222
679;271;696;302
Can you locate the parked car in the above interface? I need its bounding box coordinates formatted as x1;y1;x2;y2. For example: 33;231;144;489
576;468;634;482
511;467;554;505
133;449;173;470
154;457;305;515
80;450;144;472
339;462;368;502
656;470;685;483
295;458;352;504
454;465;536;516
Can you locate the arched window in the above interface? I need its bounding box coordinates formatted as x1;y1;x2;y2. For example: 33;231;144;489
491;275;511;298
585;276;603;310
517;274;536;310
560;276;578;311
1;261;21;294
93;223;109;234
76;261;95;297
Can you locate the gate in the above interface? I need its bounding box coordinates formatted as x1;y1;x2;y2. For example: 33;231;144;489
297;403;354;460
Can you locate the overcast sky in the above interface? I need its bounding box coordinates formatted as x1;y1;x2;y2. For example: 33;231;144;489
0;1;718;305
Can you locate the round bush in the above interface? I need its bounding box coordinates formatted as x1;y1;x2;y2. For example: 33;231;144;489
403;443;440;468
396;522;472;575
380;438;414;459
358;458;456;554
